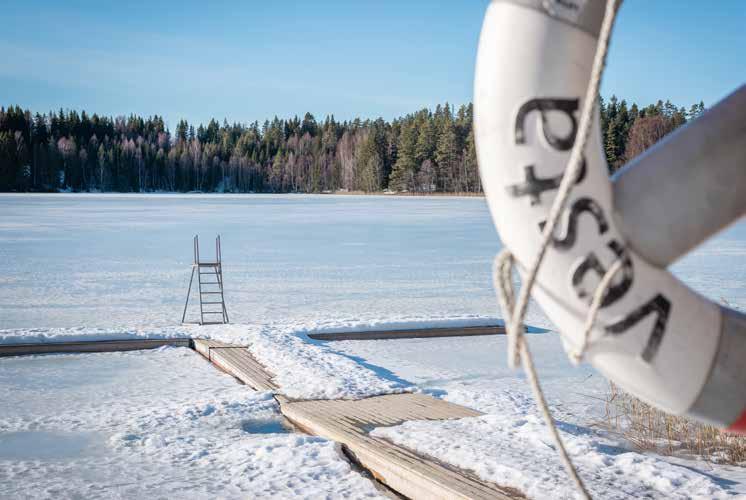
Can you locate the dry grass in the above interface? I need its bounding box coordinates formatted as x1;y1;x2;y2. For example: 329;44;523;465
602;382;746;465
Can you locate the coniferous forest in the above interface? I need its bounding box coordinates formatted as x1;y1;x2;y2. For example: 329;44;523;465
0;97;704;193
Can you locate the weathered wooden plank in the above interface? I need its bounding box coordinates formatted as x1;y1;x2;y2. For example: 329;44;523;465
307;325;505;341
193;340;520;499
218;351;276;387
0;338;191;358
279;394;520;500
192;339;277;391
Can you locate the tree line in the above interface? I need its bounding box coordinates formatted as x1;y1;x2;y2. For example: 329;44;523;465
0;97;705;193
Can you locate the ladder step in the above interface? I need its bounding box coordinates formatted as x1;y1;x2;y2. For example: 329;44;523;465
183;235;229;326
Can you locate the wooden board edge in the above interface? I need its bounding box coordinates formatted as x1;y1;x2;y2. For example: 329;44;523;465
307;325;506;342
279;400;515;500
0;338;192;357
191;339;278;391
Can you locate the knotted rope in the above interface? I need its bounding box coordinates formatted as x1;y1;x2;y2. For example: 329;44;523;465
491;1;622;498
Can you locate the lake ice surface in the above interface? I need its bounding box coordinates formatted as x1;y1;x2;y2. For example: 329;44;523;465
2;193;742;330
0;193;505;329
1;193;744;498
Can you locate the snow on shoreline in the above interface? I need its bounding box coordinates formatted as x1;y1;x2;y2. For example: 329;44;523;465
372;390;735;499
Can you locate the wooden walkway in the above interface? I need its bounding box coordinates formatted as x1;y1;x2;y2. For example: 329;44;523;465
279;394;518;499
193;339;520;500
192;339;277;391
0;336;521;498
307;324;505;341
0;338;191;357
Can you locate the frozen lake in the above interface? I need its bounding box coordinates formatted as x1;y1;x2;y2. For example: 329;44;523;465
1;193;744;498
0;193;503;329
1;193;742;330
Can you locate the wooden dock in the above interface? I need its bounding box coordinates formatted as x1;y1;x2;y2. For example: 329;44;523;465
192;339;277;391
307;324;505;341
0;338;191;357
279;394;518;499
193;339;520;499
0;336;521;498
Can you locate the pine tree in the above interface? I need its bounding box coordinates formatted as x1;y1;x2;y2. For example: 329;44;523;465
604;118;620;168
435;117;459;191
463;128;479;193
356;131;383;192
0;96;701;194
414;116;435;166
389;121;417;191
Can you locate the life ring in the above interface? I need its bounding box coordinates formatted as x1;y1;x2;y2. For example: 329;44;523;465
474;0;746;432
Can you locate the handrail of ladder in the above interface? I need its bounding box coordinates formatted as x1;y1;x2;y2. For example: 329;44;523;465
216;234;222;265
194;234;200;265
183;234;229;325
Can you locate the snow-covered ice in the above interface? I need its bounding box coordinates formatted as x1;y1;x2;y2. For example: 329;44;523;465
1;193;744;498
0;347;384;499
0;193;505;330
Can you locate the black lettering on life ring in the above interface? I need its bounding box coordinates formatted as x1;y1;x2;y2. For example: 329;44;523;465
511;96;671;363
606;294;672;362
507;158;587;205
539;197;608;250
571;240;633;308
515;98;579;151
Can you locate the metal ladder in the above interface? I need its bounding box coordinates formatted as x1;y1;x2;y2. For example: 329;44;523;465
182;235;229;325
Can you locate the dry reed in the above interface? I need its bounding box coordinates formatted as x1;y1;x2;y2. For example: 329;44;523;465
602;382;746;465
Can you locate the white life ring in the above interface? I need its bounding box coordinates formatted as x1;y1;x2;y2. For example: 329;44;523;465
474;0;746;432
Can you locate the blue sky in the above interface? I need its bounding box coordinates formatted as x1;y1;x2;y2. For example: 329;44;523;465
1;0;744;129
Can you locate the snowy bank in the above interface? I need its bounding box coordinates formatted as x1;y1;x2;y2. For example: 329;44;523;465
0;347;384;499
372;389;736;499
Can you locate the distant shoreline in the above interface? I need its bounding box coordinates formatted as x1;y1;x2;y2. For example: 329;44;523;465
329;190;484;197
0;190;486;198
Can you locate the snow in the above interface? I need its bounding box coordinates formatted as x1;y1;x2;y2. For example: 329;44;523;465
0;326;194;345
246;324;412;400
0;193;504;330
372;393;735;499
329;333;607;422
0;323;413;400
0;347;384;499
201;323;413;400
1;193;744;498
